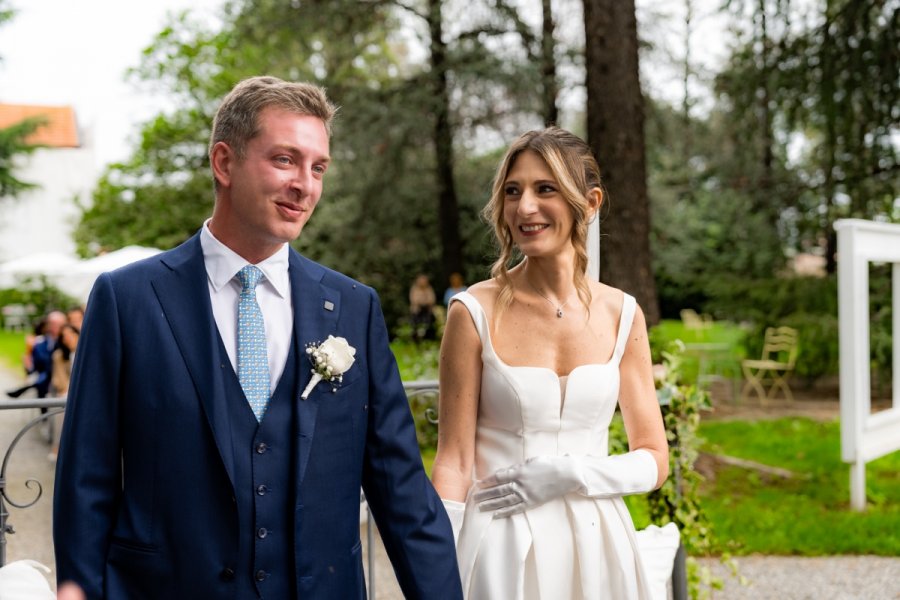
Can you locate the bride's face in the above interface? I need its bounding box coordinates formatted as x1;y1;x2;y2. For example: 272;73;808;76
502;150;575;259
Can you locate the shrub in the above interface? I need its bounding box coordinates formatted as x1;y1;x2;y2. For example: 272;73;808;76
0;276;80;327
702;274;892;384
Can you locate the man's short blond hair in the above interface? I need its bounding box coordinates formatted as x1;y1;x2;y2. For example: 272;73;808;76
209;76;337;161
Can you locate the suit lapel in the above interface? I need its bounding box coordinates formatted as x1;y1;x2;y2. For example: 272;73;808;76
151;234;236;489
289;250;340;485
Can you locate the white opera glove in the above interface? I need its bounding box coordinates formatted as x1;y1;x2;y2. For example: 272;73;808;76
441;498;466;543
473;449;658;518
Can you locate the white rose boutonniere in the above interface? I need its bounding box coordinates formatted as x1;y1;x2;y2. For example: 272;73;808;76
300;335;357;400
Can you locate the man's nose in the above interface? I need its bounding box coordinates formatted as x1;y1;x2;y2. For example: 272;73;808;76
289;167;312;196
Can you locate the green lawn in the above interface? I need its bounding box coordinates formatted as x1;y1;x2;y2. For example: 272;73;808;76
0;329;25;371
649;319;749;383
391;339;440;381
695;417;900;555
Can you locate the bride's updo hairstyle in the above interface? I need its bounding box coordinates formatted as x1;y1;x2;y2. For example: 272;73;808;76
482;126;603;319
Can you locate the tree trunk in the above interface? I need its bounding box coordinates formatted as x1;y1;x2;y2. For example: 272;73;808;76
428;0;464;280
583;0;660;324
756;0;775;209
541;0;559;126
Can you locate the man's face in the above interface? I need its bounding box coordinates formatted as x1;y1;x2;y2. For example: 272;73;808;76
211;107;331;261
45;312;66;338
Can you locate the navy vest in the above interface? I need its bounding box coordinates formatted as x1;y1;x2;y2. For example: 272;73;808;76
218;333;299;599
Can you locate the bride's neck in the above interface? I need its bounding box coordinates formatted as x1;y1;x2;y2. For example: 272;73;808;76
518;257;576;298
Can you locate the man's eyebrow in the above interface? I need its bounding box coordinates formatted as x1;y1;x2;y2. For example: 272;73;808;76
272;143;331;164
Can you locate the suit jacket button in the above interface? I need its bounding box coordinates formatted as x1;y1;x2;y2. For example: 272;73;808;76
256;484;268;496
256;442;268;454
220;567;235;581
257;527;268;539
255;570;267;582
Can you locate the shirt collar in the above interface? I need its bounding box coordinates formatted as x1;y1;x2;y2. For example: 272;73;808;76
199;219;290;298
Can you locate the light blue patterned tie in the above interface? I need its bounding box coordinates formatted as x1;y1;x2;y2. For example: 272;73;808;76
237;265;269;421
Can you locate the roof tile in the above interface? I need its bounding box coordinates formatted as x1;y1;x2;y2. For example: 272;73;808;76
0;104;80;147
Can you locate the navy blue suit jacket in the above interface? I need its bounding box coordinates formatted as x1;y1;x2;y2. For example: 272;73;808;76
30;335;54;396
53;234;462;599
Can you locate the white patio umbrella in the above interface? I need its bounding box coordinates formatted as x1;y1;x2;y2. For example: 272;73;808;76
0;252;79;289
57;246;163;302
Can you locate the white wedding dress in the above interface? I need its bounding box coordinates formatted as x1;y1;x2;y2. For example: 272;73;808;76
451;291;653;600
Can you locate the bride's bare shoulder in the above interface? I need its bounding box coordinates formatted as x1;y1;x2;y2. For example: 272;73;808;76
463;280;499;300
454;280;500;319
588;281;625;311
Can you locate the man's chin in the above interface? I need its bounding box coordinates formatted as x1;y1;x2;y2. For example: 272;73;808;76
271;224;305;244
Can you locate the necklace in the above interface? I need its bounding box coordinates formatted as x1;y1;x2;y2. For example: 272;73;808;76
526;278;573;318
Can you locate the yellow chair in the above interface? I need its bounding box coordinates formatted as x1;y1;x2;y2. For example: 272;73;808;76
741;326;799;404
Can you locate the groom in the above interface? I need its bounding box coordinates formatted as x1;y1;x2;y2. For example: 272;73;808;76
53;76;462;599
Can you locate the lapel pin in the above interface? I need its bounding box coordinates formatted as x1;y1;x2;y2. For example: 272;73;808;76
324;301;335;312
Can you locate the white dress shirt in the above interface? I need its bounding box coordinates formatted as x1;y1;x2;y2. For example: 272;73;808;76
200;220;293;392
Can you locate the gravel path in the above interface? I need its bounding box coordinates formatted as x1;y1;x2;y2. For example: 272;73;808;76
1;363;897;599
697;555;900;600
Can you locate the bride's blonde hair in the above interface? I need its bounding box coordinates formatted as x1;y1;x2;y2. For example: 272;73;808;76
482;127;602;318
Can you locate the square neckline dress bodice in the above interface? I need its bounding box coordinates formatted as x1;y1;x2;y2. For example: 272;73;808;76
450;291;652;600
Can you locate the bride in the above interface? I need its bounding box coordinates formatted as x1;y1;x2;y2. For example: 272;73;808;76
432;127;669;599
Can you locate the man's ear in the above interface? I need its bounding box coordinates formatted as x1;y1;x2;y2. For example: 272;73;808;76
587;187;603;221
210;141;236;188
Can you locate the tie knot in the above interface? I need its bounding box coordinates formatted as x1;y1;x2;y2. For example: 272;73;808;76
237;265;263;292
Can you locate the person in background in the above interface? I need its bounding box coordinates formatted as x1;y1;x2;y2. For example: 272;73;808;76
409;273;437;342
443;272;467;307
47;323;79;461
32;311;66;399
51;324;80;396
5;318;45;399
66;306;85;331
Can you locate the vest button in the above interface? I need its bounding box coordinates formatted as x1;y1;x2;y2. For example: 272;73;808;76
257;527;268;539
255;570;267;582
220;567;235;581
257;484;268;496
256;442;268;454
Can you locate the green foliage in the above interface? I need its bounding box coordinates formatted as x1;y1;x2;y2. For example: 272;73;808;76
775;0;899;232
645;99;791;321
701;272;892;384
0;329;25;370
391;340;440;382
0;277;80;321
0;116;45;198
613;340;729;599
713;0;898;258
73;1;544;329
391;339;441;451
649;319;748;388
0;0;13;27
700;418;900;555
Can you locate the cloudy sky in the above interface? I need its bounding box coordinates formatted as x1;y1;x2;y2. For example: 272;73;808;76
0;0;224;169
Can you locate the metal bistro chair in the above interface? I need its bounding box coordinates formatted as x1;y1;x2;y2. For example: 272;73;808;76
741;326;799;404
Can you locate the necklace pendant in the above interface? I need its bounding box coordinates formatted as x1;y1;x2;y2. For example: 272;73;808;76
556;308;563;318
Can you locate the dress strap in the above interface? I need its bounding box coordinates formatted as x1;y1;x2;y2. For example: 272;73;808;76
612;293;637;363
448;291;493;355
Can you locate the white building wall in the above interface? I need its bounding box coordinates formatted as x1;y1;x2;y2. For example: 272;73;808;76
0;140;97;262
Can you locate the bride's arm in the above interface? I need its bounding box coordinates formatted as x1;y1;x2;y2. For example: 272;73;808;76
432;300;482;502
618;303;669;488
